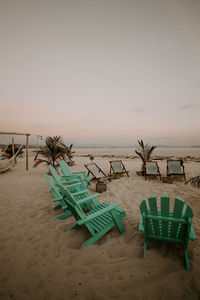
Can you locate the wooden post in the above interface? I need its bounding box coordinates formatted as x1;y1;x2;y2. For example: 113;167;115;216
12;137;15;157
26;134;30;170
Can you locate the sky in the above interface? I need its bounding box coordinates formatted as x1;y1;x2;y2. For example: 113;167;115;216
0;0;200;146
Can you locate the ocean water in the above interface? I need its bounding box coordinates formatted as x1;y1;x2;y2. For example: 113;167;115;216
74;147;200;157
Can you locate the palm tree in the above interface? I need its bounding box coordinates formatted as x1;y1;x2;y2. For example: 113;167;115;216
33;136;68;168
65;144;75;166
135;139;157;174
185;176;200;189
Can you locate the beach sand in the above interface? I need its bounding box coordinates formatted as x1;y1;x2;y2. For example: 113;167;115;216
0;150;200;300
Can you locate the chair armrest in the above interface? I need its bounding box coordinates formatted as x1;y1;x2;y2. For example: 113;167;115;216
65;181;86;188
77;203;120;225
138;214;144;232
59;178;80;185
62;174;83;180
78;193;99;204
52;196;63;202
71;189;91;196
189;225;196;241
72;171;88;177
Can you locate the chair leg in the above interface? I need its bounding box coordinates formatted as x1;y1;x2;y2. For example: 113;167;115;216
111;211;125;233
53;204;61;210
57;210;72;220
143;241;147;258
67;223;80;231
184;248;190;270
80;236;98;248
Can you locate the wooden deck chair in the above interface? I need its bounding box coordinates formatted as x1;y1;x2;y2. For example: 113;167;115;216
44;173;99;220
58;184;126;248
65;156;75;166
84;163;111;181
59;159;92;185
144;161;161;180
109;160;129;177
138;196;196;270
167;159;186;181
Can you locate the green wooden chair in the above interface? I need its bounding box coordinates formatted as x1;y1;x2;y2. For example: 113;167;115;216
144;161;161;180
45;171;99;220
139;195;196;270
44;173;64;208
109;160;129;177
49;165;87;187
58;184;126;248
44;173;86;209
167;159;186;181
59;159;92;185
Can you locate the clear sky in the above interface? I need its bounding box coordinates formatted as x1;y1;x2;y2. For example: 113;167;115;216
0;0;200;146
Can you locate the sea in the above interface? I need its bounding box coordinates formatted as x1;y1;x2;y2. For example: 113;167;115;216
74;147;200;158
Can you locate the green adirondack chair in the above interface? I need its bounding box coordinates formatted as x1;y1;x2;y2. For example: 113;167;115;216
49;165;87;187
139;195;196;270
58;184;126;248
44;173;85;208
44;172;99;220
59;159;92;185
44;173;64;209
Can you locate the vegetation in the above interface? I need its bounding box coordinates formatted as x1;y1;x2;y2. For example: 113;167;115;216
135;139;157;174
89;154;94;162
186;176;200;189
33;136;74;168
65;144;75;165
3;144;24;158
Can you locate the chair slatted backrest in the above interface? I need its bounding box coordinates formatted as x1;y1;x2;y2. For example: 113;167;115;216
140;196;192;243
49;165;62;185
58;184;86;221
160;196;170;237
171;197;185;239
85;163;107;179
49;165;86;193
59;160;72;176
44;173;61;199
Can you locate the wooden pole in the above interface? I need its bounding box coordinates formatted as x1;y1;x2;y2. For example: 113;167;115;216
12;137;15;157
26;134;30;170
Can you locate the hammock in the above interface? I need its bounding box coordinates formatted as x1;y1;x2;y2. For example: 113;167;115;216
0;145;23;173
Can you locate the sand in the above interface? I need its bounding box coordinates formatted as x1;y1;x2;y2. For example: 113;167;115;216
0;150;200;300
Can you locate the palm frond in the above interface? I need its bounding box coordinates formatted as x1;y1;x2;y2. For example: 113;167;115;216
33;135;72;168
33;159;50;168
135;150;145;162
135;140;157;162
185;176;200;189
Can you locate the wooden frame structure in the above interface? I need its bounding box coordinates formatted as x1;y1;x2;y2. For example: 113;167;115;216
0;131;31;170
